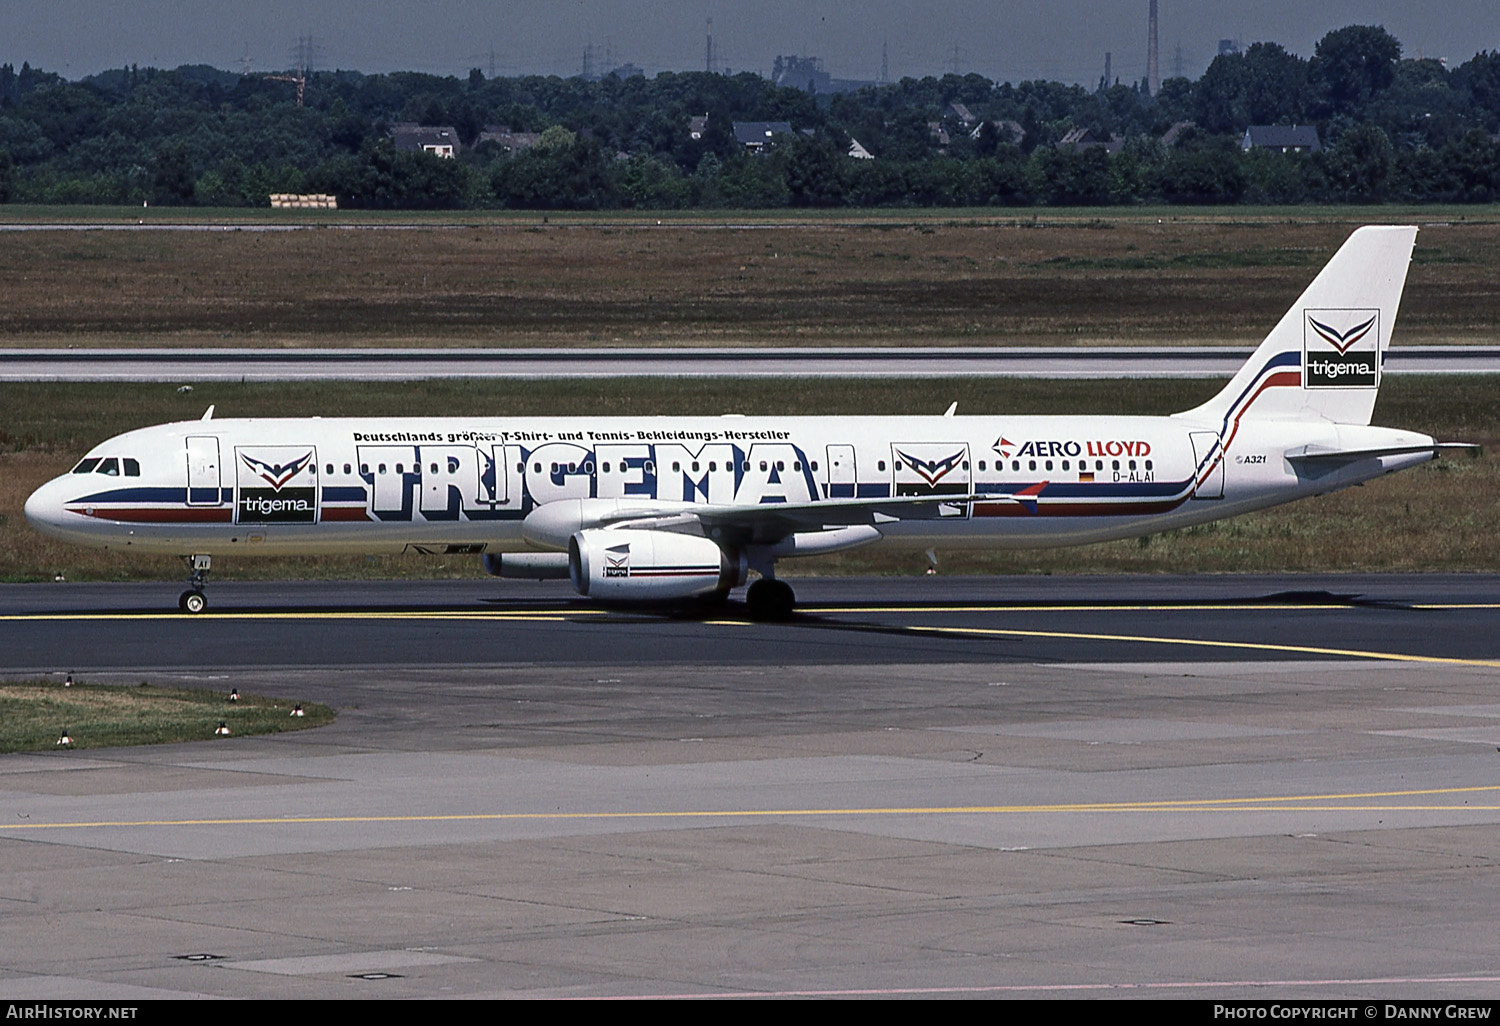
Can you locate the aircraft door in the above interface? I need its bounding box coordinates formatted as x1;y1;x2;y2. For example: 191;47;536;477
826;444;856;498
186;436;222;506
1190;431;1224;499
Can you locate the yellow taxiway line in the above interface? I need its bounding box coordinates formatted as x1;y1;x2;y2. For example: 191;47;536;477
8;784;1500;833
901;623;1500;668
2;603;1495;666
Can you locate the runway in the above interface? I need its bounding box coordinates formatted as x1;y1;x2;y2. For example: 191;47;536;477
3;575;1500;999
3;345;1499;381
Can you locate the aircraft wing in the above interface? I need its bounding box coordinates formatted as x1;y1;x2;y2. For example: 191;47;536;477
600;492;1028;542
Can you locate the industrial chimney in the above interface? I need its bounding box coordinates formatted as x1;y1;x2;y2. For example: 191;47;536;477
1147;0;1160;96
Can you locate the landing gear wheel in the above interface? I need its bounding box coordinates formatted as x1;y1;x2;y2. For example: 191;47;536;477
179;554;212;614
746;578;796;621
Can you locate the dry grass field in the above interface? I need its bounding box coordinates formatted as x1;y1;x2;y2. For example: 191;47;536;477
1;376;1493;582
2;210;1499;347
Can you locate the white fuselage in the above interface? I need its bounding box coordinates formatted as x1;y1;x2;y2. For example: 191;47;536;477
24;412;1434;558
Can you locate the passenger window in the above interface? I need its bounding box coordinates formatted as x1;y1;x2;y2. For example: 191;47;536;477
1012;460;1020;471
567;462;576;473
584;461;595;473
776;461;784;471
759;461;767;471
811;461;818;472
379;464;387;474
396;463;404;474
602;462;610;473
963;461;970;470
709;461;717;471
673;462;681;472
361;463;370;475
97;458;119;476
793;461;801;472
72;458;101;474
878;460;887;471
1062;460;1069;471
1045;460;1053;471
978;460;986;471
431;463;439;474
344;463;351;475
1112;460;1120;470
691;462;699;472
644;460;656;473
326;464;334;475
1129;460;1137;470
124;458;140;477
533;463;541;473
1145;460;1153;470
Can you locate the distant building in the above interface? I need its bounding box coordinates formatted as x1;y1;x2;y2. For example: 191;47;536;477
1057;127;1124;154
773;55;830;93
847;137;874;160
390;123;460;158
687;114;708;140
945;102;977;128
477;125;540;154
772;54;877;95
1241;125;1321;154
270;193;337;209
732;121;794;153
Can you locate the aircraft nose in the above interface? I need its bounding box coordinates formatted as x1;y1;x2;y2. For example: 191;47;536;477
24;477;66;534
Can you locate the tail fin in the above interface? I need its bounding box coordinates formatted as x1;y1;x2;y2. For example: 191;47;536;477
1177;225;1417;429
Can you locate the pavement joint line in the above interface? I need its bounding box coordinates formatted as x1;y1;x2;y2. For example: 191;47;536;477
9;785;1500;832
605;973;1500;998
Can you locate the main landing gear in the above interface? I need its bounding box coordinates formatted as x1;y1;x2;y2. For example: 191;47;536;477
179;554;211;614
745;577;796;621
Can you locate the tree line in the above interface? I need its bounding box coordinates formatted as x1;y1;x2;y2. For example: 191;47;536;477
1;24;1499;209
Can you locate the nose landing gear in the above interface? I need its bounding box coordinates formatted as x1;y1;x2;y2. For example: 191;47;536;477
179;554;211;613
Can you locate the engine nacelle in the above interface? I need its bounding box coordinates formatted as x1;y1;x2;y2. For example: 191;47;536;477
569;529;745;601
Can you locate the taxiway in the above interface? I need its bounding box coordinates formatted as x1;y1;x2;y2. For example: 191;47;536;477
2;575;1498;999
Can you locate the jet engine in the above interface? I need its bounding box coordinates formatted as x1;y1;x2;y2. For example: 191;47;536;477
568;528;745;600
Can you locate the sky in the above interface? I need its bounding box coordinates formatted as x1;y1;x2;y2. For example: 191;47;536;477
3;1;1498;86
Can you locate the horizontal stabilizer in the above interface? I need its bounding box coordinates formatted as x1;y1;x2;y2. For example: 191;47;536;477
1286;442;1481;464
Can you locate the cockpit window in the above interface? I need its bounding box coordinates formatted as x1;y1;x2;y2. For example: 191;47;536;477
123;458;140;477
72;458;101;474
96;458;120;476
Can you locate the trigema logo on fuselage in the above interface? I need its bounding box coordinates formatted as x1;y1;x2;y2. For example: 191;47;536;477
236;447;317;523
1304;308;1379;388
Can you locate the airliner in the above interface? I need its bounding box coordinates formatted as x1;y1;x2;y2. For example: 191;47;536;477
24;226;1473;619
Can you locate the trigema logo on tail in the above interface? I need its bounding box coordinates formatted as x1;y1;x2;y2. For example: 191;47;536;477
235;446;317;524
1303;308;1379;388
